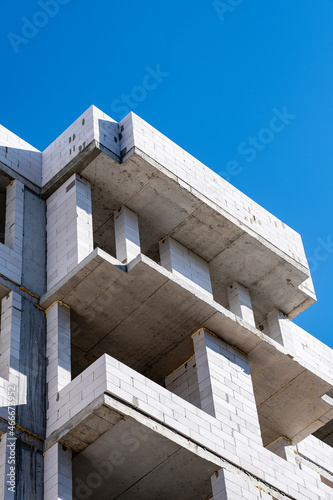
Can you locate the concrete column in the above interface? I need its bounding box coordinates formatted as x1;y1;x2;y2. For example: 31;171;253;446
4;180;24;252
211;469;271;500
46;174;93;290
114;206;141;263
267;309;295;352
44;444;72;500
193;329;262;446
46;302;71;409
159;237;213;295
0;433;16;499
227;282;255;327
0;292;26;405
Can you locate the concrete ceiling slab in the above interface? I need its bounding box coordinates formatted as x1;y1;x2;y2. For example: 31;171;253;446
72;418;217;500
248;341;305;407
257;368;332;445
55;396;219;500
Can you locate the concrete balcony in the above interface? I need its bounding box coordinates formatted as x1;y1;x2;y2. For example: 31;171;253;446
41;248;333;447
45;354;333;500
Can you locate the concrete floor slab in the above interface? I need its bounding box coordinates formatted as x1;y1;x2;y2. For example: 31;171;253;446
71;414;217;500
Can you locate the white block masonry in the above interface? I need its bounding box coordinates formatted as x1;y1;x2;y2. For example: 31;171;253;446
0;180;24;284
211;469;271;500
46;302;71;412
159;237;213;295
193;329;263;446
0;125;42;187
42;107;95;188
227;282;255;327
165;356;201;409
267;309;295;352
0;433;16;499
0;292;26;406
114;206;141;263
46;174;93;290
5;181;24;253
297;435;333;476
44;444;72;500
42;105;120;187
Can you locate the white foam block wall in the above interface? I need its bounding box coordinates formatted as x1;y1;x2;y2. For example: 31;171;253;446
114;206;141;263
0;125;42;186
44;444;72;500
159;237;213;295
267;309;295;353
165;357;201;409
0;181;24;284
46;174;93;290
46;302;71;413
193;330;263;447
227;282;255;327
211;468;271;500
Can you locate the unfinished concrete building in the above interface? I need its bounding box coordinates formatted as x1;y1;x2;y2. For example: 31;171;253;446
0;106;333;499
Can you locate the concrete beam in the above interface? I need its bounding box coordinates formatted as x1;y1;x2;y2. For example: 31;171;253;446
193;330;263;446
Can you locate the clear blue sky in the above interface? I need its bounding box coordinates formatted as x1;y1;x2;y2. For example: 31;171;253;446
1;0;333;347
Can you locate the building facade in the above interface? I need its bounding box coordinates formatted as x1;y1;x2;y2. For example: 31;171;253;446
0;106;333;499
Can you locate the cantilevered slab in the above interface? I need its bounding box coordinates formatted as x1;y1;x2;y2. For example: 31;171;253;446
66;399;219;500
41;248;333;445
